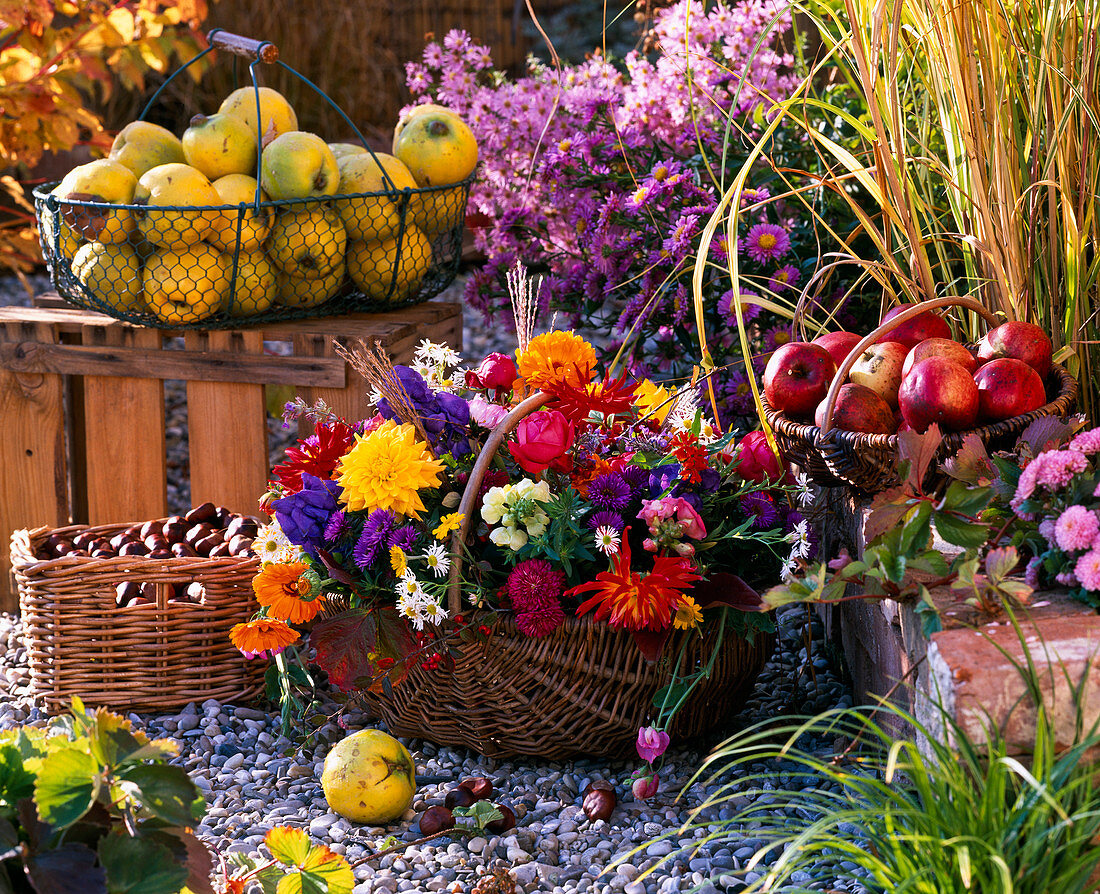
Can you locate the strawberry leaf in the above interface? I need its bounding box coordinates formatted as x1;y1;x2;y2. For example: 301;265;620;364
265;826;312;867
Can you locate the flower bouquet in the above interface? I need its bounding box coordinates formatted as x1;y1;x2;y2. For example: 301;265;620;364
232;290;809;758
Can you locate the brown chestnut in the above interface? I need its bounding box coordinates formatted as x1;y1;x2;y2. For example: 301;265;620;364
119;541;149;557
459;776;494;801
485;803;516;834
73;531;96;549
418;805;455;835
139;520;161;539
444;787;476;810
124;524;143;539
109;532;129;551
213;506;233;528
228;534;254;556
185;524;213;547
193;534;221;556
208;543;232;558
144;534;168;551
89;538;111;553
185;502;218;524
582;781;617;821
225;516;259;539
50;539;75;557
170;542;197;558
148;548;172;559
115;581;142;607
184;582;206;602
162;521;189;543
91;548;114;559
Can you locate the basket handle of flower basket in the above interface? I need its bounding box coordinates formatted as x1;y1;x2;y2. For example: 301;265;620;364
818;295;1001;435
208;29;280;63
446;391;551;614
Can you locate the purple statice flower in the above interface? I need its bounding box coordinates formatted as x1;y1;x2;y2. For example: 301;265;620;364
588;510;625;532
388;524;420;553
588;472;632;511
740;492;779;529
744;223;791;264
271;473;342;558
323;510;350;543
353;509;396;571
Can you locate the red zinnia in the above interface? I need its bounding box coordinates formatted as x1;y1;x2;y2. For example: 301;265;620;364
567;532;701;631
270;421;356;494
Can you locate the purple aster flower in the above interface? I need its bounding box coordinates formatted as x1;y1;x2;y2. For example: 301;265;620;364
739;186;771;208
620;464;649;497
744;223;790;264
768;264;800;293
353;509;396;571
588;510;625;531
323;510;350;543
588;472;632;510
388;524;420;553
740;492;779;529
271;473;342;558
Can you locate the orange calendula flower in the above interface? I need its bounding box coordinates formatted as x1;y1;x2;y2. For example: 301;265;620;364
230;617;300;658
516;331;596;391
672;596;703;630
568;533;701;631
252;562;323;624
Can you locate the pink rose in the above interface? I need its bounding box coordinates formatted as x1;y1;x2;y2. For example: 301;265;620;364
636;725;670;762
734;430;785;484
470;352;517;391
469;394;509;429
508;409;574;474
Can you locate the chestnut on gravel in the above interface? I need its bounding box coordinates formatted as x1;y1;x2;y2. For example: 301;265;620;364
485;803;516;834
582;780;617;821
458;776;494;801
444;786;476;810
418;805;455;835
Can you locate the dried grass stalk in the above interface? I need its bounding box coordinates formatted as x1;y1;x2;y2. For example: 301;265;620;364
335;339;432;447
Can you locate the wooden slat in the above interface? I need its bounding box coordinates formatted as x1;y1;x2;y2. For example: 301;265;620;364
0;320;69;612
0;340;345;386
185;330;269;517
82;325;168;525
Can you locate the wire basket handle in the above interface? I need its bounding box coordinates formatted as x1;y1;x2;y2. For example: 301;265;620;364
818;296;1001;435
207;29;279;63
445;390;550;613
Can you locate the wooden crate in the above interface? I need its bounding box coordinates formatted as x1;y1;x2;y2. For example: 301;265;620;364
0;299;462;613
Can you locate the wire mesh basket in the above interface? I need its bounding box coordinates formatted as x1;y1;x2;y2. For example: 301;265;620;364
33;30;471;330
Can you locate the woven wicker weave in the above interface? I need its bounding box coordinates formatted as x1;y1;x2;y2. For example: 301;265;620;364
763;297;1080;493
11;522;263;713
357;391;775;760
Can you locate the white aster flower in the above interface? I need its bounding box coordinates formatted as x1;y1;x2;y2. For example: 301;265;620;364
791;519;811;558
397;590;429;628
421;600;449;625
794;471;815;508
780;555;798;582
594;525;620;556
423;543;451;578
253;521;293;563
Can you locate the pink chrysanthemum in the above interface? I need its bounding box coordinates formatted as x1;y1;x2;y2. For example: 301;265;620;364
1024;557;1042;589
1069;427;1100;454
1054;505;1100;552
1038;518;1057;545
1074;549;1100;592
1056;570;1079;587
515;599;566;637
1012;450;1089;510
507;559;566;638
744;223;790;264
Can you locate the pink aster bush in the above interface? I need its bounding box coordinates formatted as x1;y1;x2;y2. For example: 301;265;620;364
1013;426;1100;604
403;4;865;427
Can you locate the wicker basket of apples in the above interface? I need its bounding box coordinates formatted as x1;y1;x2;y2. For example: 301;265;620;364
759;296;1078;494
32;30;474;330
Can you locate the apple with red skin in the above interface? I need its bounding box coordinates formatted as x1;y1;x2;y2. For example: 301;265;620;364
973;357;1047;422
812;331;863;370
875;303;952;350
814;382;896;434
902;337;977;379
898;357;980;432
763;342;836;419
848;341;908;409
977;321;1053;378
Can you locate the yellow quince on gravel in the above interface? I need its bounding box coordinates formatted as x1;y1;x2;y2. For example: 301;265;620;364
321;729;416;824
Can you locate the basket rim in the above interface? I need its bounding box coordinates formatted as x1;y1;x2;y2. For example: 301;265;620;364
762;361;1078;451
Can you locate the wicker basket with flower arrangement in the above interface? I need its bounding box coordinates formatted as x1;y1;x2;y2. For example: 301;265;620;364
231;275;812;760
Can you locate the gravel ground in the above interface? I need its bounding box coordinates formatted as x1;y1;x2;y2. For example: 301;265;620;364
0;605;853;892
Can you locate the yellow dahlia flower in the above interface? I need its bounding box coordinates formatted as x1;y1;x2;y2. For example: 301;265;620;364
336;420;445;518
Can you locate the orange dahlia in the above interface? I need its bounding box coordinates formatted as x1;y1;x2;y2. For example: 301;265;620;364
230;617;300;658
516;331;596;391
252;562;323;624
568;533;701;631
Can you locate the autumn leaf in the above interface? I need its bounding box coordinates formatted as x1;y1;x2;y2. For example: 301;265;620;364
897;423;943;494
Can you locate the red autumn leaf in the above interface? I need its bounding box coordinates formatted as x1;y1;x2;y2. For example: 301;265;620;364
311;607;416;693
898;423;943;493
631;627;671;662
691;573;764;612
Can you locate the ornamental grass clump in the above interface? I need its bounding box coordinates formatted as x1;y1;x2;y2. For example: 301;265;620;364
657;618;1100;893
229;278;814;739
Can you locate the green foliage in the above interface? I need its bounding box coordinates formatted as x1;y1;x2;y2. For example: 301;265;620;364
668;613;1100;894
0;698;206;894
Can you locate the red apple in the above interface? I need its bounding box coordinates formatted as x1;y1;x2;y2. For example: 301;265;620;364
848;341;908;409
898;357;980;432
973;357;1047;422
875;303;952;350
812;331;863;370
814;383;896;434
902;337;977;379
976;321;1053;378
763;342;836;419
